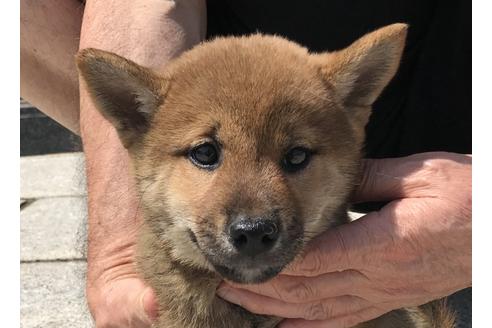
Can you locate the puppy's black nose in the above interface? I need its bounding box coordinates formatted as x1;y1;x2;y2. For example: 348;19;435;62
229;219;279;257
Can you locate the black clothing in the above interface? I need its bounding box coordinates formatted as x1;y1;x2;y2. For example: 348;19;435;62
206;0;471;158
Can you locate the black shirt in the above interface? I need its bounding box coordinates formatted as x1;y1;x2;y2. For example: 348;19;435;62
206;0;471;158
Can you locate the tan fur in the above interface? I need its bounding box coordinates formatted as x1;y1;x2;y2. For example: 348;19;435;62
356;300;456;328
77;24;455;328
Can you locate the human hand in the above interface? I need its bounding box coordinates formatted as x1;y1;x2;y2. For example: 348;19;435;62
86;267;158;328
217;152;471;328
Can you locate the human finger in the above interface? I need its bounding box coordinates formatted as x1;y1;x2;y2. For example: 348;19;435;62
225;269;366;303
217;286;368;320
279;306;387;328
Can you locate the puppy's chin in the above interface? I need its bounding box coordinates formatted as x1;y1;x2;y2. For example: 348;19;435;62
177;234;286;282
167;223;304;282
204;239;303;283
188;234;291;283
213;263;284;284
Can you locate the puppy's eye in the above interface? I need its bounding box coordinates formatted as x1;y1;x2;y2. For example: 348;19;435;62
282;147;312;173
189;143;220;169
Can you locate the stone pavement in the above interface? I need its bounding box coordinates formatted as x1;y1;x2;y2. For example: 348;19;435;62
20;153;93;328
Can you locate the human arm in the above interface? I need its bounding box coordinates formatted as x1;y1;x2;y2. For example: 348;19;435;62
79;1;206;326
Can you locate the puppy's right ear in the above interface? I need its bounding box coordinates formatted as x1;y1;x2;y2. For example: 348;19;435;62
313;24;407;143
77;48;167;148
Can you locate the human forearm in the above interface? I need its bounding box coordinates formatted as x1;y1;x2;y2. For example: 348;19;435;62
79;0;205;325
79;0;205;68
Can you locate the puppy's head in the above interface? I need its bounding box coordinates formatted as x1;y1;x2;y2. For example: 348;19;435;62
77;24;406;283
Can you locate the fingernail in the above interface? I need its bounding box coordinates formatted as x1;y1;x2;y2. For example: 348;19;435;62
217;286;242;306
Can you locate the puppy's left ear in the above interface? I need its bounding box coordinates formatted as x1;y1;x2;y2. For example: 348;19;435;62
77;48;167;148
314;23;407;136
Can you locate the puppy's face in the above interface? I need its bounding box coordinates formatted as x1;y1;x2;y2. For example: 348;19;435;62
77;24;406;283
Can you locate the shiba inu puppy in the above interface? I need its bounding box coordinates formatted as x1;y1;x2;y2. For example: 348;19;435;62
77;24;454;328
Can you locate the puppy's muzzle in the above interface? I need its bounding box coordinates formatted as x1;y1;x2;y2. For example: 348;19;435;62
228;218;279;257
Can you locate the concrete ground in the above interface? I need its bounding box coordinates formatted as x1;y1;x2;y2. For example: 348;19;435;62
21;153;93;328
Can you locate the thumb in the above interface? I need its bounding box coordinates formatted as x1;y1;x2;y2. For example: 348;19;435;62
88;278;159;327
282;216;374;276
352;155;428;203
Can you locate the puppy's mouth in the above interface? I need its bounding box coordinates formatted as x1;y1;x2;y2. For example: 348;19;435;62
188;228;303;284
212;263;285;284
